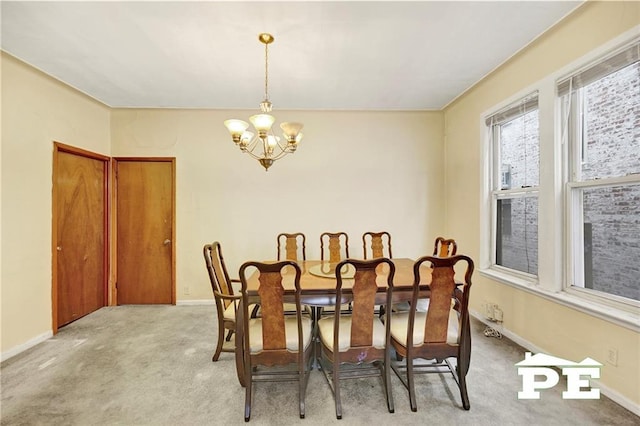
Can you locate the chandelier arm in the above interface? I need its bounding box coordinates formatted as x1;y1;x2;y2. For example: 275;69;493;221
270;150;291;161
273;137;292;153
245;136;261;152
244;138;270;160
237;136;261;159
244;150;267;161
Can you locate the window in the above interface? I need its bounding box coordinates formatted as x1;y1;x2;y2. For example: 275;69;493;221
560;40;640;303
487;93;540;276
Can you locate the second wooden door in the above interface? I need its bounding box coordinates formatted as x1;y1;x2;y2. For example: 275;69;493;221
116;159;175;304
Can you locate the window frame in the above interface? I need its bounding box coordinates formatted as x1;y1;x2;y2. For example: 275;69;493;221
479;27;640;331
487;92;540;280
561;38;640;310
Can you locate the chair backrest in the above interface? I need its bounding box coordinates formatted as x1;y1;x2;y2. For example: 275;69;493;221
239;260;304;359
333;258;395;359
362;231;392;259
320;232;349;263
410;255;473;348
433;237;457;258
203;241;234;309
277;232;307;261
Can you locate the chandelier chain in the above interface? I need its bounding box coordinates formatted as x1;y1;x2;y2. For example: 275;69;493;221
264;42;269;101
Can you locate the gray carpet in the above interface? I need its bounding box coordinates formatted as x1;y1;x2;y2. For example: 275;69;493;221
1;305;637;425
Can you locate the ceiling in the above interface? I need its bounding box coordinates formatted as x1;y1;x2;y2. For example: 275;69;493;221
1;1;582;110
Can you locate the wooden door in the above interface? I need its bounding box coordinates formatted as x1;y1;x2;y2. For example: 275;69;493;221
53;143;108;329
115;159;175;304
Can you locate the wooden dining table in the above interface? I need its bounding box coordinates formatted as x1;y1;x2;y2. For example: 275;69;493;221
247;258;431;307
233;258;433;386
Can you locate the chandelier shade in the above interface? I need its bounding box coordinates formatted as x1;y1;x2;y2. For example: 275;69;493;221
223;33;304;171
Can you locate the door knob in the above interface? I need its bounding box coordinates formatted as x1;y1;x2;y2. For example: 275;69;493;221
56;246;62;251
163;239;171;245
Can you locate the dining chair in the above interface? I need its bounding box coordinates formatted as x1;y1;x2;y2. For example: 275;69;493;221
320;231;351;315
389;255;474;411
433;237;457;257
362;231;393;316
320;232;349;263
317;258;396;419
203;241;242;362
238;260;314;421
277;232;307;261
362;231;392;259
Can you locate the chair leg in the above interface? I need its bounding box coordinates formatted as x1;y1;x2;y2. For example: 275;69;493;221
299;358;306;419
212;323;226;362
244;371;252;421
458;326;471;410
235;342;246;388
333;362;342;419
225;329;234;342
384;353;395;413
407;357;417;412
459;372;470;410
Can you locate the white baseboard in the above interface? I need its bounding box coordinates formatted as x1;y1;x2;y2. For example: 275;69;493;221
1;331;53;363
470;310;640;417
176;299;215;306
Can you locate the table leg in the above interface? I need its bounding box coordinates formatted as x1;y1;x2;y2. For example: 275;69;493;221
311;306;323;370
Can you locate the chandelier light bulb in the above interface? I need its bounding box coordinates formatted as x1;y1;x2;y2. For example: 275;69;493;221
250;114;276;133
280;122;304;142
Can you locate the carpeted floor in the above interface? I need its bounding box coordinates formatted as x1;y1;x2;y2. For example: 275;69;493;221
1;305;637;425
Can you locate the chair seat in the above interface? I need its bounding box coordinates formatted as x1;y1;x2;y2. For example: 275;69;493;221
248;316;313;353
223;301;257;322
390;308;459;346
256;303;312;316
318;315;387;351
282;302;297;312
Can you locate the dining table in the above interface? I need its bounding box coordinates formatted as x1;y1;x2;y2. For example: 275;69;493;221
233;258;433;386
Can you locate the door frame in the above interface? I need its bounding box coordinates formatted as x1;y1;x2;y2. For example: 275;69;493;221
112;157;176;305
52;142;111;333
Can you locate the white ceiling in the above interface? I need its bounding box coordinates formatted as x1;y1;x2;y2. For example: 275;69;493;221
1;1;582;110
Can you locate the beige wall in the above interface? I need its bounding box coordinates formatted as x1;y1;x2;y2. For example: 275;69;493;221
443;1;639;407
1;0;638;411
110;108;445;300
1;51;445;356
1;52;111;353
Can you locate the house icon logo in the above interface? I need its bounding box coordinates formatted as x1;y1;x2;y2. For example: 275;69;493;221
516;352;602;400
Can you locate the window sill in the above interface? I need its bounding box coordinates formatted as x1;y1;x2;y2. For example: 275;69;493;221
479;268;640;332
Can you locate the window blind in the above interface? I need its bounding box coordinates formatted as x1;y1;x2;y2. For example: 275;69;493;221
557;40;640;96
485;93;539;126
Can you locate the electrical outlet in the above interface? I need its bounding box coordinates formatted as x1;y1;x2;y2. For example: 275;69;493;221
607;347;618;366
494;306;504;322
184;286;190;296
485;302;496;321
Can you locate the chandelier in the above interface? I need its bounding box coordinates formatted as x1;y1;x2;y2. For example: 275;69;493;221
224;33;304;171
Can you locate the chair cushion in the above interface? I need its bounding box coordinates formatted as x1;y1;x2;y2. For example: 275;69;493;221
247;316;313;353
318;316;387;351
282;302;297;312
222;301;239;321
254;303;313;316
390;306;459;346
222;302;256;322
